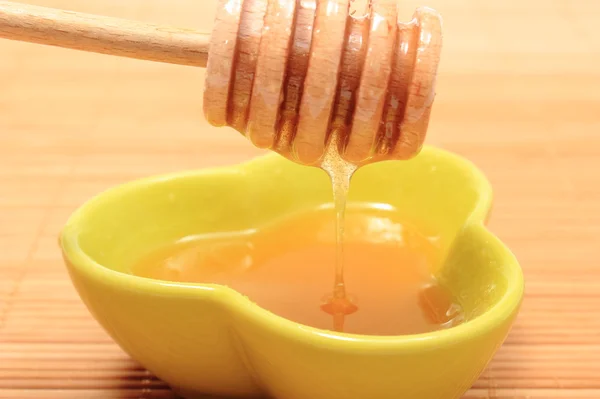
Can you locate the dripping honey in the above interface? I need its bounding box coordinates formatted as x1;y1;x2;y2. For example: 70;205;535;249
131;203;464;335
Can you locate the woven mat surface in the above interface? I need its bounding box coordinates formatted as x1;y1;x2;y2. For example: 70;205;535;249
1;0;599;398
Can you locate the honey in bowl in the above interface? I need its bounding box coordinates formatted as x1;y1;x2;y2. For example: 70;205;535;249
131;203;464;336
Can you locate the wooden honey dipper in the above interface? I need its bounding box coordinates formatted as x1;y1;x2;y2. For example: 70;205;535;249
0;0;442;166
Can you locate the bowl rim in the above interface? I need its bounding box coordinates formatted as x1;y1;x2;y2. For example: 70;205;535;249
60;146;524;352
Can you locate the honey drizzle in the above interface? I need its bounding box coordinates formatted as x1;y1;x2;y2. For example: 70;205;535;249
319;133;358;332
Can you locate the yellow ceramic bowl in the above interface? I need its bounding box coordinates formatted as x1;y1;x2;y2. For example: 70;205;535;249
60;146;523;399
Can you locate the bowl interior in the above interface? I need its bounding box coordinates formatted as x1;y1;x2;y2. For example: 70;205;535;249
63;148;517;324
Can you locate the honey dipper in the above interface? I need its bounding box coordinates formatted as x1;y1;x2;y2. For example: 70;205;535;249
0;0;442;166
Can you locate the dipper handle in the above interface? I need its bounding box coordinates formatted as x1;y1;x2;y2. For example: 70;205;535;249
0;0;210;67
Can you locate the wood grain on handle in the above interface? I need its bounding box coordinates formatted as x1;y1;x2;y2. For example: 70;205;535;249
0;0;210;67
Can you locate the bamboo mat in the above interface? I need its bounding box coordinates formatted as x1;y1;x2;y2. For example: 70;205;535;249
1;0;599;398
